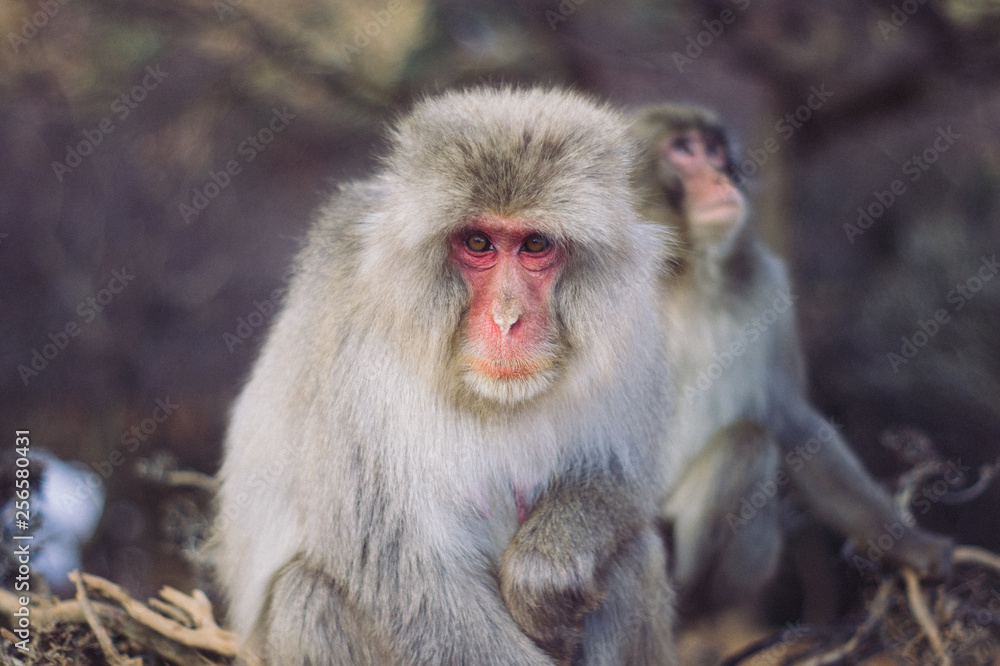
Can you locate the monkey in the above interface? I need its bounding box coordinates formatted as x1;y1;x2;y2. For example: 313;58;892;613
628;104;953;620
213;87;677;665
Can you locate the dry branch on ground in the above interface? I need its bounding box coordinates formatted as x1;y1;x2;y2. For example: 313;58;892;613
0;572;238;666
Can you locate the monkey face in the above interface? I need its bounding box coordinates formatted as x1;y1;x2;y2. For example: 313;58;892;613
659;129;747;245
449;216;565;405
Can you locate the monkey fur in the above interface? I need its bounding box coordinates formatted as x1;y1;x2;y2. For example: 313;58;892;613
630;103;953;617
214;88;677;665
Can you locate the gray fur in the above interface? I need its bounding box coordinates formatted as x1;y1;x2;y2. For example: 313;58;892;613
215;87;676;665
631;104;953;615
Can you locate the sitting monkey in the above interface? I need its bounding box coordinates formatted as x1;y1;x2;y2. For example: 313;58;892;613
630;103;953;619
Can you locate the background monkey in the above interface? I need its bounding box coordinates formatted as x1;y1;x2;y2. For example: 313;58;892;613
214;87;676;665
629;104;953;620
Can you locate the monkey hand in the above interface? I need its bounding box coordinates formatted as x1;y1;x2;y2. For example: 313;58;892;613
499;535;607;665
889;526;954;579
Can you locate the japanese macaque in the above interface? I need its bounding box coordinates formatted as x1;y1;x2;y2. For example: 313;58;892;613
630;104;953;619
214;88;676;665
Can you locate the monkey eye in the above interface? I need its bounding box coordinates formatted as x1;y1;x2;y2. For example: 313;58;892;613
465;232;493;253
704;140;729;171
521;234;550;253
670;135;694;155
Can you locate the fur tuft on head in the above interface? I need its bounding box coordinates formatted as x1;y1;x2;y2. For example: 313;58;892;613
330;86;670;409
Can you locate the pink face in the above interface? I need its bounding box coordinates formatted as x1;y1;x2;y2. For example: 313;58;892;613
661;130;747;236
449;217;564;399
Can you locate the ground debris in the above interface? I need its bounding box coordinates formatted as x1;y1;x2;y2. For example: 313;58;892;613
1;571;238;666
722;544;1000;664
720;435;1000;666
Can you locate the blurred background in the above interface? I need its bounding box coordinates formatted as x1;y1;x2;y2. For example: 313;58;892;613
1;0;998;631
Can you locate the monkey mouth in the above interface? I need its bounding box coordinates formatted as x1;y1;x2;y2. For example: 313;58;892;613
692;197;741;216
690;199;745;229
463;355;555;381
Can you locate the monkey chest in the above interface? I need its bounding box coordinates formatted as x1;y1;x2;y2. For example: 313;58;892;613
665;303;778;473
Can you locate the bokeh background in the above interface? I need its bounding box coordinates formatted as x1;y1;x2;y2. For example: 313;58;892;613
2;0;999;632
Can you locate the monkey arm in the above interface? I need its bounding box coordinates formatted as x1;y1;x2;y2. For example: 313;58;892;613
262;540;559;666
498;474;646;664
776;403;953;578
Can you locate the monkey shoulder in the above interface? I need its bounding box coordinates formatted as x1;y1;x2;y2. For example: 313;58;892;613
664;238;803;450
287;179;396;311
306;180;386;246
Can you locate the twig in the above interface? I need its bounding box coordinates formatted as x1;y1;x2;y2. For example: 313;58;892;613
902;567;949;664
0;587;223;666
1;585;104;629
135;458;219;493
0;630;20;666
78;573;239;656
162;470;220;493
940;459;1000;504
793;576;894;666
895;461;941;525
70;570;140;666
159;587;215;628
149;597;195;627
954;545;1000;574
719;625;823;665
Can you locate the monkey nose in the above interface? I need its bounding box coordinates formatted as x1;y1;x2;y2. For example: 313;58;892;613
493;311;519;335
492;300;522;336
